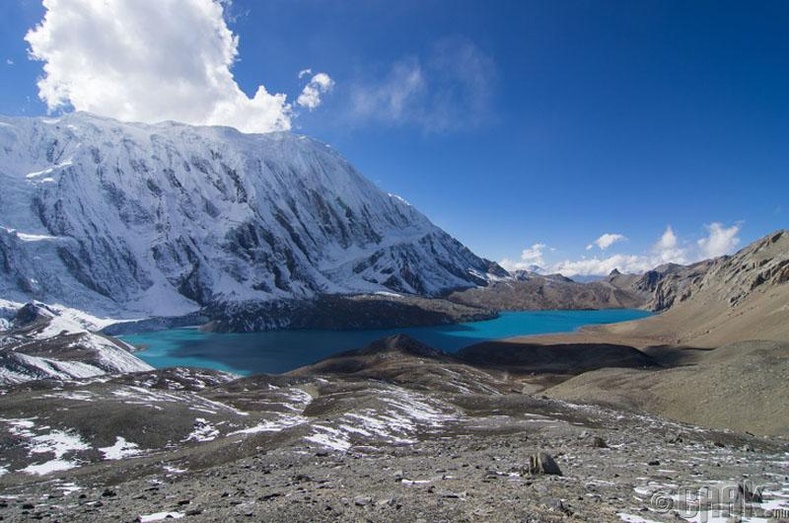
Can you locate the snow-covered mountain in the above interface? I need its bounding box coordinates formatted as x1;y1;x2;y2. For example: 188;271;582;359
0;113;503;320
0;302;153;385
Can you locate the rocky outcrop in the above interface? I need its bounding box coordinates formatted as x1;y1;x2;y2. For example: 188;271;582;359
605;230;789;314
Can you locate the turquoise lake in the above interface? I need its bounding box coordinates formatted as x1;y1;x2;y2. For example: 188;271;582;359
122;309;652;375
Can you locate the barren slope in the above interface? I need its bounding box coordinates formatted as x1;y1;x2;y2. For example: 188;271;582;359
545;340;789;436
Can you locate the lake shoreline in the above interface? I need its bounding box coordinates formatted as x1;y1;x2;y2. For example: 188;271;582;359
122;309;653;376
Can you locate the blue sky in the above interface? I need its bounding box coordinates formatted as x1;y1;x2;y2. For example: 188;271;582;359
1;0;787;275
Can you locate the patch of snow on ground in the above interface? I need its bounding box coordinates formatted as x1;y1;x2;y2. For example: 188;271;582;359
183;418;220;442
22;459;81;476
301;387;457;450
55;482;82;495
2;417;89;475
683;516;772;523
138;512;185;522
98;436;142;460
41;390;96;402
374;291;403;298
15;231;60;242
13;353;103;380
282;387;313;405
228;414;307;436
110;386;249;418
0;465;8;477
618;514;664;523
305;426;352;451
27;429;90;459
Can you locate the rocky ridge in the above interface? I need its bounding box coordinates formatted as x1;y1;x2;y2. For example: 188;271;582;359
601;229;789;346
0;302;152;385
448;230;789;328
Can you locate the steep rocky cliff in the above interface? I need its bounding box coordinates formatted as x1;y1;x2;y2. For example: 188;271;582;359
0;113;504;323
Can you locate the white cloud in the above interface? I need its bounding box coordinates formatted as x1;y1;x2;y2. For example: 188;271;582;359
297;72;335;111
499;243;549;272
298;68;313;79
350;37;495;132
551;254;654;277
5;59;13;66
521;243;548;263
351;59;426;124
25;0;330;134
697;222;740;258
586;233;627;251
651;225;688;265
506;222;741;278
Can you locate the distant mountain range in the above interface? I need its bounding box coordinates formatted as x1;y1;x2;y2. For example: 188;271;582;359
449;229;789;334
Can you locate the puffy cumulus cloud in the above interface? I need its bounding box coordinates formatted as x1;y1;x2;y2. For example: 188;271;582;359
499;243;550;272
550;254;654;278
652;225;688;265
350;37;495;132
25;0;332;134
521;243;548;264
511;222;742;278
297;72;335;111
586;233;627;251
698;222;740;258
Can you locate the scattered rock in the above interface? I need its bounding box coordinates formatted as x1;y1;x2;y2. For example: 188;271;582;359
591;436;608;448
737;480;763;503
525;452;563;476
353;496;372;507
665;433;684;444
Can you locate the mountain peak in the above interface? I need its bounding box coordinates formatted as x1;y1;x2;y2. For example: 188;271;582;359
0;113;501;324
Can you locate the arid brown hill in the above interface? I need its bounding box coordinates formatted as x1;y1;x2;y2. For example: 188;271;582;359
603;229;789;346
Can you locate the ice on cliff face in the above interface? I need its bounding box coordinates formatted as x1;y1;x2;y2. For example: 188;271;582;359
0;113;502;319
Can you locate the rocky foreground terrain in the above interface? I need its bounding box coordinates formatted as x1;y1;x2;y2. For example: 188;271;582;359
0;334;788;522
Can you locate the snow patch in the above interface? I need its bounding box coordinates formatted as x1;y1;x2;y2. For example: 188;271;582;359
25;159;72;179
41;390;96;402
98;436;143;460
22;459;81;476
163;464;188;474
618;514;664;523
183;418;220;442
228;414;306;436
55;482;82;495
305;426;352;451
138;512;185;522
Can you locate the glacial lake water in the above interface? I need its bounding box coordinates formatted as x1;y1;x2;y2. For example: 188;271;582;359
121;309;652;376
